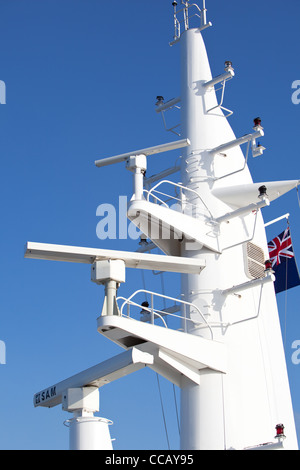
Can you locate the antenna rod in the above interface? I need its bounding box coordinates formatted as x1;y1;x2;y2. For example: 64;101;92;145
94;138;190;168
172;1;178;40
202;0;207;26
182;1;189;30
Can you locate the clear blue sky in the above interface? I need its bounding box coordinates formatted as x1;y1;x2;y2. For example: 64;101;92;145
0;0;300;450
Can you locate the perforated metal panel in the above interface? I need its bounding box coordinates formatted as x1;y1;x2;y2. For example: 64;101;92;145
245;242;265;279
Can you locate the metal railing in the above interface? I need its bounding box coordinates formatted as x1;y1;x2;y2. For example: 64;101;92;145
117;289;213;339
172;1;206;41
144;179;213;219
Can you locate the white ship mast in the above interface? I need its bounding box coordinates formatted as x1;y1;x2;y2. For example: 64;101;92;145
25;1;299;450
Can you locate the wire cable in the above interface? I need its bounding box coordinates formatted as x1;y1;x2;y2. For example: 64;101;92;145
173;384;181;437
156;373;170;450
140;245;181;447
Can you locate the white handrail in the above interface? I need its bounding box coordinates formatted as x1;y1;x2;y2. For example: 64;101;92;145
143;189;169;208
117;289;213;339
146;180;213;219
117;296;169;328
144;188;183;208
171;1;209;44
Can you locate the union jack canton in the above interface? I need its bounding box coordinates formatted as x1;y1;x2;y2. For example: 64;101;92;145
268;227;300;294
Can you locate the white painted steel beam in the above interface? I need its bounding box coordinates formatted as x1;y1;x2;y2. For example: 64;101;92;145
264;213;290;227
158;350;201;385
155;97;181;113
209;129;263;156
34;348;154;408
203;70;234;89
24;242;206;274
222;273;275;296
97;315;227;374
215;198;270;224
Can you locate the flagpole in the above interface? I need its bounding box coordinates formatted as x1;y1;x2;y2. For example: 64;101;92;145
265;213;290;227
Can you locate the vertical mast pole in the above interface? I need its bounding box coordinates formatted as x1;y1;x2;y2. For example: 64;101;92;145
176;1;298;450
183;1;189;31
202;0;207;26
172;1;179;40
179;4;225;450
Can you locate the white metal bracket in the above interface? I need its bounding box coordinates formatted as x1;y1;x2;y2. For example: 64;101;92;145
203;68;235;90
204;64;235;118
222;271;275;296
155;96;181;137
210;128;264;157
214;197;270;225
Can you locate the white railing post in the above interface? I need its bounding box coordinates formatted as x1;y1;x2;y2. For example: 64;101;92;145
150;294;154;325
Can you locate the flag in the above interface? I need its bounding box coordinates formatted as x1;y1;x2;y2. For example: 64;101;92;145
268;227;300;294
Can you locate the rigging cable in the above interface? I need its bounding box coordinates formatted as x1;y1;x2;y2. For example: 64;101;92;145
141;269;148;303
141;266;171;448
156;373;170;450
142;255;181;445
283;218;291;349
296;186;300;209
173;383;181;437
160;269;181;436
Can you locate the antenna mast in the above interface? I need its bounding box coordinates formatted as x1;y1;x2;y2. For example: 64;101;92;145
172;0;210;41
202;0;207;26
26;0;299;451
167;0;298;450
